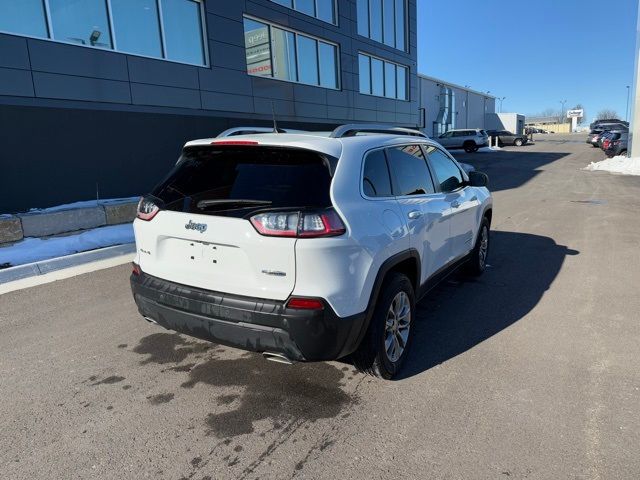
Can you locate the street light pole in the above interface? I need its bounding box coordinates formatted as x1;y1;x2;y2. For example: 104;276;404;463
631;0;640;157
626;85;631;121
559;100;567;130
499;96;506;113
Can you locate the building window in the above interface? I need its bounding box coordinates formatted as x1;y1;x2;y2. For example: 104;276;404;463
243;16;340;90
358;53;407;100
357;0;406;51
111;0;162;58
0;0;207;66
48;0;113;49
0;0;49;38
269;0;337;25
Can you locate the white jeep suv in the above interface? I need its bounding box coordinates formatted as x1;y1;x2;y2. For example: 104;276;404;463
130;125;493;379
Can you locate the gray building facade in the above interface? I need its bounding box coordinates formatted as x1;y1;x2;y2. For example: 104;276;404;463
0;0;418;212
419;74;496;137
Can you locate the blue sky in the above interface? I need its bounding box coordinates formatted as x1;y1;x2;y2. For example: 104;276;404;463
417;0;638;122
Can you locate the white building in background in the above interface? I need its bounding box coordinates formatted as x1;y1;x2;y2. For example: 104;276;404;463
419;74;497;136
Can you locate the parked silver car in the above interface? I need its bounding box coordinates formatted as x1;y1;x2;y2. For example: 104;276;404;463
436;129;489;153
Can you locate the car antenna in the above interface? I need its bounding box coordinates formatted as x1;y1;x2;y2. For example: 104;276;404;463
271;101;278;133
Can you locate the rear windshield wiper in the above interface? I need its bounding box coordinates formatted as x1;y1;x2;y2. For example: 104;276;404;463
196;199;273;210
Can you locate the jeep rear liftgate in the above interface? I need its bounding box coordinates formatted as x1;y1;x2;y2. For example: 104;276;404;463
133;145;334;301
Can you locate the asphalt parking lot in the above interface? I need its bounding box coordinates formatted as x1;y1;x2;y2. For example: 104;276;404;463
1;134;639;479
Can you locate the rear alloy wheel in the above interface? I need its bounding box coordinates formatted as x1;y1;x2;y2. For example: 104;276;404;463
514;138;524;147
351;272;415;379
465;218;490;276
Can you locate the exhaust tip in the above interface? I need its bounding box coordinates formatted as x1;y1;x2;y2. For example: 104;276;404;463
263;352;294;365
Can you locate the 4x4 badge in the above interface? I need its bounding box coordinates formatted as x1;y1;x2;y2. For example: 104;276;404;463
185;220;207;233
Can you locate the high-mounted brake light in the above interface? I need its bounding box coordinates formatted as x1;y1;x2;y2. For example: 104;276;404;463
136;197;160;221
250;209;346;238
211;140;259;146
287;297;324;310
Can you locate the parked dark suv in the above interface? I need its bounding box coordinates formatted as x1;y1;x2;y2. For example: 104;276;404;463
604;131;628;158
487;130;528;147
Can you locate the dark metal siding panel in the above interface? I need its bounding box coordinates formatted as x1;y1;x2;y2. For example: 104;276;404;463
32;72;131;103
201;91;255;113
0;34;31;70
0;68;35;97
130;83;201;109
127;56;199;90
27;39;129;81
199;66;253;95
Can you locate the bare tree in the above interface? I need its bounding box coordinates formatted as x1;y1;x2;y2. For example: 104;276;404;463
597;109;619;120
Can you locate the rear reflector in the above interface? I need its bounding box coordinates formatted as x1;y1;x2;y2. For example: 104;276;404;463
287;297;324;310
211;140;259;146
132;262;141;276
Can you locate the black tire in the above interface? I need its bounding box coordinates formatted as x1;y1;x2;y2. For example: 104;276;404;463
351;272;415;379
463;142;478;153
514;138;523;147
465;218;490;277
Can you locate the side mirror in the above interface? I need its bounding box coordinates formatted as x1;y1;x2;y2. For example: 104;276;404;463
468;171;489;187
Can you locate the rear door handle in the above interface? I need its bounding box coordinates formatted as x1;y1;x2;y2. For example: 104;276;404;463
407;210;422;219
451;201;461;208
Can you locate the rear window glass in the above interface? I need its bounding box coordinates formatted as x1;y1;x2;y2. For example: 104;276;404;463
363;150;392;197
151;147;332;217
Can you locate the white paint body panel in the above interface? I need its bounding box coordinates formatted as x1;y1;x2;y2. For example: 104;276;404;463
134;132;493;318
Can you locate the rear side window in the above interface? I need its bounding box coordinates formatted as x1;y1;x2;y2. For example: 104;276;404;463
426;146;464;193
151;147;332;217
362;150;392;197
386;145;435;196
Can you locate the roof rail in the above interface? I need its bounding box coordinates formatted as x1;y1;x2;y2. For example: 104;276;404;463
330;124;427;139
216;126;300;138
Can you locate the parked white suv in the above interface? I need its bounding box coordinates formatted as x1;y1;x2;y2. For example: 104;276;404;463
437;129;489;153
130;125;493;379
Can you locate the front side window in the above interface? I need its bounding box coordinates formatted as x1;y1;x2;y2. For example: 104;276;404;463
357;0;407;51
48;0;112;49
0;0;207;66
426;146;464;193
359;53;407;100
362;150;392;197
243;16;340;90
0;0;48;38
387;145;435;196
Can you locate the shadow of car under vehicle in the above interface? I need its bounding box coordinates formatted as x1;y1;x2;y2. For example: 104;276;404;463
397;230;579;380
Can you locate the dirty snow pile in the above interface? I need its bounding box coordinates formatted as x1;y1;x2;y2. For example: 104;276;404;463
584;156;640;176
477;146;502;153
0;224;134;268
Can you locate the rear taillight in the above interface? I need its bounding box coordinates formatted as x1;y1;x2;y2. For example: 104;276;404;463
250;208;346;238
132;262;141;276
137;197;159;221
286;297;324;310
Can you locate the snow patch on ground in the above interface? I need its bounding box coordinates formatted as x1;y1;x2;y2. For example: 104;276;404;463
0;224;134;268
477;146;503;153
25;196;139;214
584;156;640;176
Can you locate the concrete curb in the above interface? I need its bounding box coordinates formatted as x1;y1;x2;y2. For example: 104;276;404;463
0;243;136;284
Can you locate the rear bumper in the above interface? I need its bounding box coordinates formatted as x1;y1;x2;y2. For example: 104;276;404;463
130;271;366;362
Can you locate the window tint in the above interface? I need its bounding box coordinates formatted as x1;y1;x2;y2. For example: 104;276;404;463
243;16;339;89
48;0;112;49
272;27;297;81
387;145;435;196
297;35;319;85
0;0;48;38
359;54;371;94
359;53;408;100
111;0;162;58
357;0;407;51
426;146;464;193
153;147;332;217
363;150;392;197
160;0;205;64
